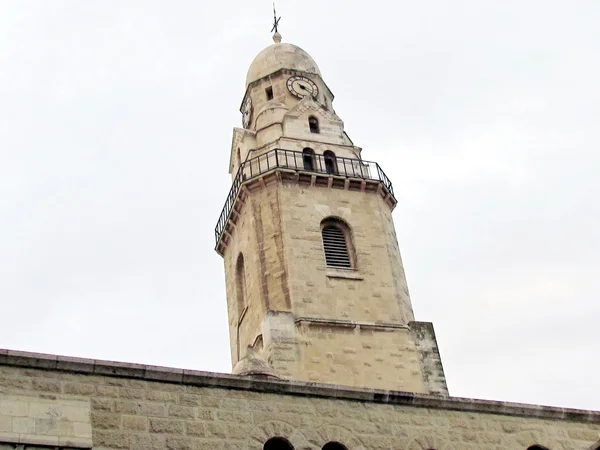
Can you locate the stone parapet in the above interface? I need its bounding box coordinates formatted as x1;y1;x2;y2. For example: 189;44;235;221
1;348;598;424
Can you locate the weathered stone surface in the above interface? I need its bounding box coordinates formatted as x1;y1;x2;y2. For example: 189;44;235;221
64;382;96;396
0;392;92;448
91;412;121;430
149;417;185;434
0;359;598;449
94;430;130;448
122;415;147;431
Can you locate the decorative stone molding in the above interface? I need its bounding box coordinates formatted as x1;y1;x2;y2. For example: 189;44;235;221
304;425;365;450
248;421;311;450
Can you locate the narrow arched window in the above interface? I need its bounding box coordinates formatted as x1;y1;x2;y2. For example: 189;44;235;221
321;218;354;269
235;253;247;316
303;148;315;171
322;443;348;450
264;437;294;450
323;150;337;175
308;116;319;133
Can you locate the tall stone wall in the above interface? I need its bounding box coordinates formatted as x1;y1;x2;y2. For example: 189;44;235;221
222;183;291;366
1;351;599;450
221;177;444;392
294;321;426;392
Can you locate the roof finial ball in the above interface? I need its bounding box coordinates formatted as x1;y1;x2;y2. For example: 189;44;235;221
271;2;282;43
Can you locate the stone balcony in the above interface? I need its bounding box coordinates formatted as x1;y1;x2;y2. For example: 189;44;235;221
214;148;396;256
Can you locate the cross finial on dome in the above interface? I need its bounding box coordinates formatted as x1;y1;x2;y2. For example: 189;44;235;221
271;2;282;43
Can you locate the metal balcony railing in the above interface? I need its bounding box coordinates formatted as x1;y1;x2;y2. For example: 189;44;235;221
215;149;394;246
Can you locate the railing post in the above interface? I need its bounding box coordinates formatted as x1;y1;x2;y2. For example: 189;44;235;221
216;150;395;247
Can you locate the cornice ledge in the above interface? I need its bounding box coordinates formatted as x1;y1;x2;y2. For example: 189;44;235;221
2;348;599;423
294;317;408;331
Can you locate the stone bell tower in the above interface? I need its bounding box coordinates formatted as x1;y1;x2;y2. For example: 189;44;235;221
214;31;448;395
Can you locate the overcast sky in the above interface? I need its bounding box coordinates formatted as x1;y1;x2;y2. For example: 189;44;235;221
1;1;599;412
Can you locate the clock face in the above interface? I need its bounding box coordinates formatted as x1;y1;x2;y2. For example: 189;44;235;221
286;76;319;99
241;97;252;128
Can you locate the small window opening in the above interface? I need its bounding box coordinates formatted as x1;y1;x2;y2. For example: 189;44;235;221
302;148;315;171
323;150;337;175
527;446;550;450
322;443;348;450
308;116;319;133
264;437;294;450
235;253;247;316
237;147;241;164
266;86;274;100
321;218;353;269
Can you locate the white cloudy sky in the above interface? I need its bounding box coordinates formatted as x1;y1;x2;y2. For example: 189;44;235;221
1;1;599;411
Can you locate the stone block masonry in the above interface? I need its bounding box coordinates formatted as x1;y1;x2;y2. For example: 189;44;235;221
1;349;600;449
222;178;436;394
0;392;91;448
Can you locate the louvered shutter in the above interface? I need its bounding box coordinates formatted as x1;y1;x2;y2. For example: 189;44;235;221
322;225;351;268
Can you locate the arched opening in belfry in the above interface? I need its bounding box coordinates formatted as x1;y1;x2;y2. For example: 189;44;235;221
308;115;320;133
264;437;294;450
322;442;348;450
323;150;337;175
302;148;315;171
527;446;550;450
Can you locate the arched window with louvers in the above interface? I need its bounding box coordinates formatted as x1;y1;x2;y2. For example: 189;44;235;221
320;218;355;269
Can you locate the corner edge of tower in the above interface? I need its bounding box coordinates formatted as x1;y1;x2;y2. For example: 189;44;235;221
409;321;449;396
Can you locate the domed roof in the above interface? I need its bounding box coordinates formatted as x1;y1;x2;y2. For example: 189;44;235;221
246;37;321;88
